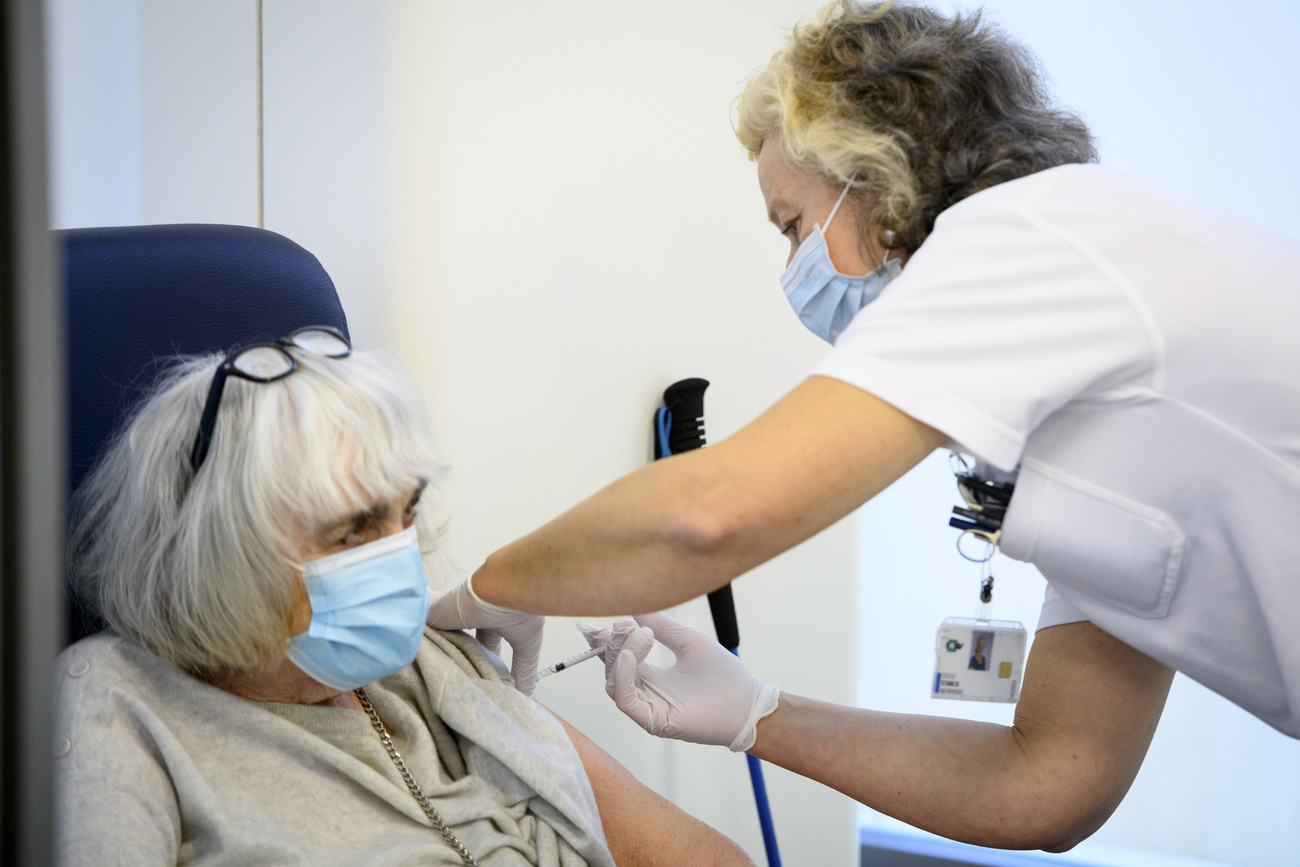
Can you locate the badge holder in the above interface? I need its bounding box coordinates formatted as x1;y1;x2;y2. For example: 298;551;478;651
932;454;1027;704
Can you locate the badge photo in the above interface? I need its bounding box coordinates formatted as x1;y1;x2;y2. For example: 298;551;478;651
933;617;1027;703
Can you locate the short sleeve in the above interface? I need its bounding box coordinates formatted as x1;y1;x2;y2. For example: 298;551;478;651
1036;583;1090;632
813;171;1155;470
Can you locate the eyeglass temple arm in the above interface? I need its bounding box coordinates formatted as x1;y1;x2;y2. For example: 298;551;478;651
189;365;231;472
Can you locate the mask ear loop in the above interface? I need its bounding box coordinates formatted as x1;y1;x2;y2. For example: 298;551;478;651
824;180;896;272
820;181;854;233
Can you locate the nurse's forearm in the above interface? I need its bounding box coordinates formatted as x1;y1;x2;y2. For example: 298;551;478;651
749;696;1087;850
472;449;776;615
473;376;944;615
750;622;1173;852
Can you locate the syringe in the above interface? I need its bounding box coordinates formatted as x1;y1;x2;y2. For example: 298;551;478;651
535;644;607;682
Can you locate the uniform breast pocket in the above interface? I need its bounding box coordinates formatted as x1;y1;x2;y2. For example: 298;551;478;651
999;463;1185;618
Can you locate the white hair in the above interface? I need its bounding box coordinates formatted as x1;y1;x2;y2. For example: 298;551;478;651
69;347;445;676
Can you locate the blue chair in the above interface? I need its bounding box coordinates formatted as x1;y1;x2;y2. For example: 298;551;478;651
61;223;349;641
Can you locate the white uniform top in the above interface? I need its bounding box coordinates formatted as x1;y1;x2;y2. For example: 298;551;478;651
814;164;1300;738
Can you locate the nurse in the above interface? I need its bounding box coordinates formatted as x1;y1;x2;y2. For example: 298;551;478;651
429;0;1300;851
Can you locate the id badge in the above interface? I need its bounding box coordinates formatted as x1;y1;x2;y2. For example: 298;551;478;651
932;617;1027;703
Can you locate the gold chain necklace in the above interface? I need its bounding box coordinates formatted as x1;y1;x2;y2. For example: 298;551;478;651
354;688;481;867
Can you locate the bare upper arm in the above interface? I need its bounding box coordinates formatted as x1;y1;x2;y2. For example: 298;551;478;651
547;709;755;866
1009;620;1174;850
670;375;947;569
474;374;947;615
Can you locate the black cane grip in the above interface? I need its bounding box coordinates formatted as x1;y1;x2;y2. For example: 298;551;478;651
662;378;709;454
708;584;741;651
655;377;738;649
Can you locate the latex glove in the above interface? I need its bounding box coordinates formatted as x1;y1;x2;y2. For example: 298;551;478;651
426;577;543;697
597;611;780;752
576;617;640;686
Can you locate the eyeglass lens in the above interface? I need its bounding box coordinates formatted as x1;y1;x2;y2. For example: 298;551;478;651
289;327;350;357
231;345;296;380
189;325;352;480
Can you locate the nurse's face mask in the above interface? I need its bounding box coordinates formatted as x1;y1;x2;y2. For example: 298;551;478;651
780;183;902;344
285;525;431;691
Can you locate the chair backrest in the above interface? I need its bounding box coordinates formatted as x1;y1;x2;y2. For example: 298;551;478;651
62;223;349;641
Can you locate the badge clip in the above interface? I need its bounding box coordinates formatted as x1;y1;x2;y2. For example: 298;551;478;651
933;453;1027;703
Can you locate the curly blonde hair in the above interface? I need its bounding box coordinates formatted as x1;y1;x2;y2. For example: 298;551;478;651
735;0;1096;253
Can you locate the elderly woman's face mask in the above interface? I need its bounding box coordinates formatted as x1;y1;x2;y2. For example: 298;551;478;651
285;525;431;691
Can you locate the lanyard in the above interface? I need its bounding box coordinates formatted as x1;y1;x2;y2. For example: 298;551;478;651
932;453;1027;704
947;451;1015;617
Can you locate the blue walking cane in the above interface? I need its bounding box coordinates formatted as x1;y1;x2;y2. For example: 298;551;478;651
654;378;782;867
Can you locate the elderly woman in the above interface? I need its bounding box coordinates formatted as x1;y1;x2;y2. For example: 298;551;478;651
57;327;751;866
430;0;1300;854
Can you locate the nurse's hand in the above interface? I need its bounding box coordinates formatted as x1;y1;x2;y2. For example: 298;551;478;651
426;577;544;696
576;616;640;684
590;612;779;752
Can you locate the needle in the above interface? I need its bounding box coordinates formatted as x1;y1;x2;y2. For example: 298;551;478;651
535;644;606;682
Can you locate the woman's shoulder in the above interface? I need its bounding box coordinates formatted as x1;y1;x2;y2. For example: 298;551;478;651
930;163;1085;220
57;631;239;747
59;631;187;694
59;632;147;693
935;163;1260;247
423;626;512;683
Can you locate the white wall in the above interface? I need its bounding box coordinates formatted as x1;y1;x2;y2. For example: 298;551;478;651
136;0;259;226
47;0;259;229
380;4;860;861
46;0;138;227
263;0;391;350
46;1;1300;866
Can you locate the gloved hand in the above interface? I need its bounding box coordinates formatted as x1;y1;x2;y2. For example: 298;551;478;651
576;617;639;686
426;577;544;697
579;612;779;752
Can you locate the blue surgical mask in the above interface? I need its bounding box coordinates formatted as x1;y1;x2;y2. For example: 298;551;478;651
285;526;431;691
780;184;902;344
